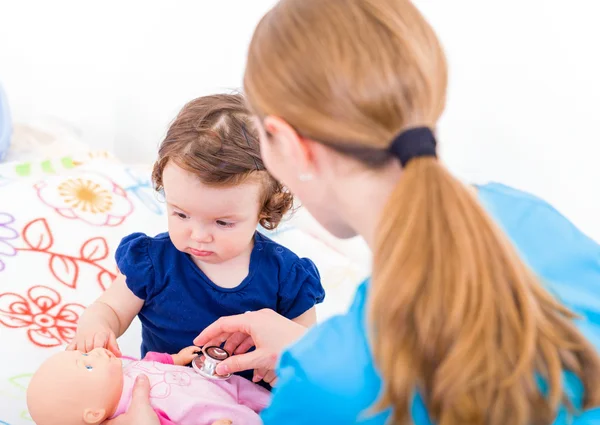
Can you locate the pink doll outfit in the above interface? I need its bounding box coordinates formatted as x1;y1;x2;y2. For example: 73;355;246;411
109;352;271;425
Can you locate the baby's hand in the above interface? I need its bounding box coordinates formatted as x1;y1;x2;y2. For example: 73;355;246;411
66;327;121;357
171;345;201;366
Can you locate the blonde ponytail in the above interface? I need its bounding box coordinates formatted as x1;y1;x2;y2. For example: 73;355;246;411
370;157;600;424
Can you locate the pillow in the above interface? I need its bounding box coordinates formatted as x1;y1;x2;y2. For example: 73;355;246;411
0;154;370;424
0;156;168;423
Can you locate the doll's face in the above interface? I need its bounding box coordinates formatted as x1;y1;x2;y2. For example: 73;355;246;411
27;348;124;425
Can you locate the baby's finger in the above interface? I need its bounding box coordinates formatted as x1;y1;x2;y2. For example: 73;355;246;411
107;332;122;357
92;332;108;352
183;345;200;352
65;339;77;351
84;337;93;352
74;338;85;352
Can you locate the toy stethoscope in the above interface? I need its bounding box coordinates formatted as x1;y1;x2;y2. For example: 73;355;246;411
192;345;232;380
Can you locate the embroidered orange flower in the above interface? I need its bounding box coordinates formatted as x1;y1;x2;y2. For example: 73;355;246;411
35;172;133;226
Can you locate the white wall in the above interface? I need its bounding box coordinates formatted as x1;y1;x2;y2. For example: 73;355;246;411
1;0;599;240
415;0;600;241
0;0;278;158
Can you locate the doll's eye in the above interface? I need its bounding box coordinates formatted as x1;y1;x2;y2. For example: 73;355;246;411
86;365;93;371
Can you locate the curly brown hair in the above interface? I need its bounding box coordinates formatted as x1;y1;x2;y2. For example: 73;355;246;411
152;93;294;230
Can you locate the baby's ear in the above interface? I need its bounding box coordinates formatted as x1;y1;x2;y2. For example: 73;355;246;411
82;408;107;424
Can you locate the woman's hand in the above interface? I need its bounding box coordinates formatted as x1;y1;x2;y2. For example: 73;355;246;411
193;309;306;376
103;375;159;425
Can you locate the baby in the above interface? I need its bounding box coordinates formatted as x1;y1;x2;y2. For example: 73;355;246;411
26;346;270;425
68;94;325;387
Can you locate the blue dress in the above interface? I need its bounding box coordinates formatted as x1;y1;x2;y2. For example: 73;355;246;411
115;231;325;384
261;182;600;424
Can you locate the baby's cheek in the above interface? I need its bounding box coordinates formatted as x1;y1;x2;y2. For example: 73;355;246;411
99;363;125;393
108;361;123;376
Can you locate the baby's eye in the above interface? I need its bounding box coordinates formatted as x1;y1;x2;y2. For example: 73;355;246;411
86;365;93;371
82;353;88;357
174;212;188;220
216;220;235;228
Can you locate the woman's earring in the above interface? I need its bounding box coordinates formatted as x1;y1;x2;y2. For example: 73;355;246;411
298;173;314;182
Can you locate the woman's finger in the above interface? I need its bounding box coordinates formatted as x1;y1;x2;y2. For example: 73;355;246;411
223;332;250;354
233;336;254;355
262;369;277;385
216;349;277;376
129;374;152;407
194;314;252;347
204;333;232;351
102;375;158;425
253;368;267;383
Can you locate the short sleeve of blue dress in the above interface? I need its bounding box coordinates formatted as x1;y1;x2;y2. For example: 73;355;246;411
277;257;325;319
260;182;600;425
115;232;155;301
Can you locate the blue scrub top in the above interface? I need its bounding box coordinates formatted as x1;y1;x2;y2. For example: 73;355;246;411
260;182;600;424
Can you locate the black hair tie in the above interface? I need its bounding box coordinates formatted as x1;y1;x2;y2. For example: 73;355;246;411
389;127;437;167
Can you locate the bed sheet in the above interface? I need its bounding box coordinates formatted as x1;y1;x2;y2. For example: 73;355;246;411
0;153;369;424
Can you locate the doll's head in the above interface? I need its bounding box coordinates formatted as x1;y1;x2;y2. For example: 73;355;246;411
27;347;124;425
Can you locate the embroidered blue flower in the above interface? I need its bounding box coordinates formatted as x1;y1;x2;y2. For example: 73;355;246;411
122;168;165;215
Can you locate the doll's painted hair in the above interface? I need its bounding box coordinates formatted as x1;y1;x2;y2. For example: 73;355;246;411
152;93;293;230
243;0;600;424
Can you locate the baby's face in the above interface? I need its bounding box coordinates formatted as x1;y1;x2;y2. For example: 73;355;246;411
162;162;262;265
27;348;124;425
60;347;123;383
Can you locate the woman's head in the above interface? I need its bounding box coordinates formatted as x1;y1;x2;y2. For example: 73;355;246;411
244;1;600;424
244;0;447;237
152;94;293;264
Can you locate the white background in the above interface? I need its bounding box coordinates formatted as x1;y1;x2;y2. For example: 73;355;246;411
1;0;599;240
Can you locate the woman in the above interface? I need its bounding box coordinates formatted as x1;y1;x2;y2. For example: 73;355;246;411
110;0;600;424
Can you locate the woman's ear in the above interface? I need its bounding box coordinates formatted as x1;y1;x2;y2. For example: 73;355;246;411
82;408;107;424
263;116;317;176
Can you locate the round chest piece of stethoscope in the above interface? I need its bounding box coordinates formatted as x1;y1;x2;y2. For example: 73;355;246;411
192;346;232;380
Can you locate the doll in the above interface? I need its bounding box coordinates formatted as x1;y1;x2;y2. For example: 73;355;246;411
26;346;270;425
